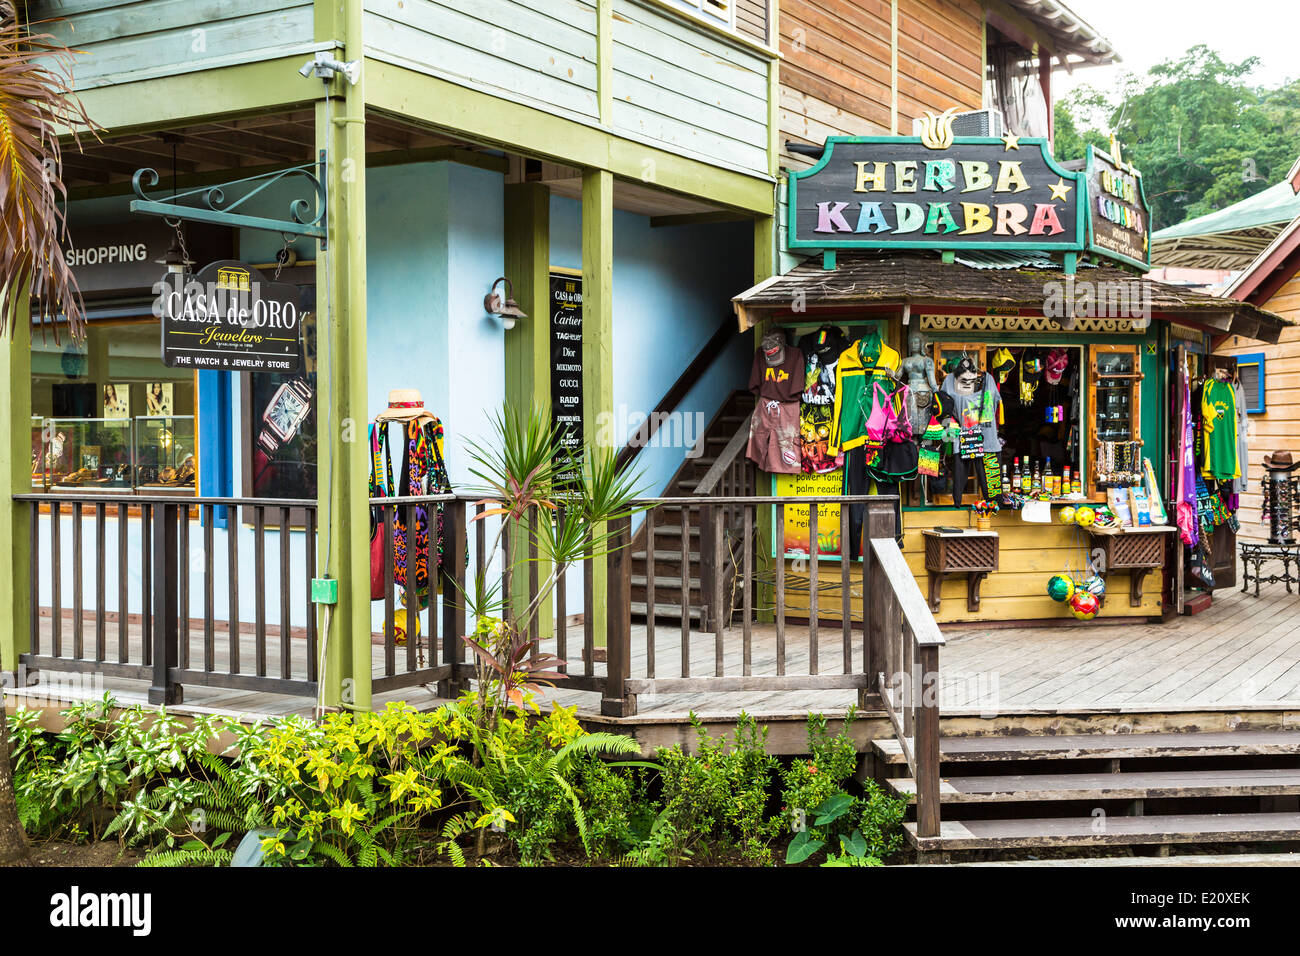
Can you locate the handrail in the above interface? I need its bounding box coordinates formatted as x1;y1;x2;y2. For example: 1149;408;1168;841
868;532;945;839
693;410;753;496
615;314;737;472
16;492;317;507
869;538;946;648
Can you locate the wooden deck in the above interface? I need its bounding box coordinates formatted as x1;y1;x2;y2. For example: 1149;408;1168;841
10;582;1300;724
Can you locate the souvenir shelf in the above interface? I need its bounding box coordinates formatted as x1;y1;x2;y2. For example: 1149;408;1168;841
922;528;999;613
1084;524;1173;607
1088;344;1142;491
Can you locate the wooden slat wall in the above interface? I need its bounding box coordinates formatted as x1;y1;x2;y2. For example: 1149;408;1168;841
736;0;768;44
1216;273;1300;542
365;0;601;120
34;0;315;89
610;0;771;174
782;508;1161;625
778;0;984;168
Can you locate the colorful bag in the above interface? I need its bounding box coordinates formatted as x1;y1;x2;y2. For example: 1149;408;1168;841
369;424;395;601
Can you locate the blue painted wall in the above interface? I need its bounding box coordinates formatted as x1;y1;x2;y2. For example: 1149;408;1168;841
550;194;752;498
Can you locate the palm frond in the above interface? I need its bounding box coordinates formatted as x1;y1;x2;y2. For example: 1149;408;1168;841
0;11;100;339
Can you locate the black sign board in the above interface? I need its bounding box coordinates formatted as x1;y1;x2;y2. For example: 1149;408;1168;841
63;221;232;295
155;260;302;373
549;271;583;486
787;132;1085;253
1084;144;1151;271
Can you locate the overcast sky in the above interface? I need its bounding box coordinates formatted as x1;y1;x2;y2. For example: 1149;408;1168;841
1054;0;1298;107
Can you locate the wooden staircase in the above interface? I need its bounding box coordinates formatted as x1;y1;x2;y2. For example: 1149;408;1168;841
630;390;755;625
874;729;1300;858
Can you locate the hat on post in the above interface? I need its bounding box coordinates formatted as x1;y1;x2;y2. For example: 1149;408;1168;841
1263;450;1300;472
380;388;428;422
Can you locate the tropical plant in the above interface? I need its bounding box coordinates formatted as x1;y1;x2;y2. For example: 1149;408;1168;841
457;404;643;740
0;3;98;337
655;713;782;864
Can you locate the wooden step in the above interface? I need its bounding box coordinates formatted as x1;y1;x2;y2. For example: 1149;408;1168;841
906;811;1300;851
630;601;705;622
873;730;1300;765
632;574;701;590
630;549;702;565
888;768;1300;804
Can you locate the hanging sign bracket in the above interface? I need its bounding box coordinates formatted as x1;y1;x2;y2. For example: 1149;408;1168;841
130;151;329;250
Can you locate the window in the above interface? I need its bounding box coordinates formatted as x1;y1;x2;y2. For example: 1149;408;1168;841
30;321;196;494
1236;352;1266;414
666;0;735;31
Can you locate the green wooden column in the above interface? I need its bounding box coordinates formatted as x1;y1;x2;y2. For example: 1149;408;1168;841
504;181;553;639
0;289;32;679
317;0;371;711
582;168;613;646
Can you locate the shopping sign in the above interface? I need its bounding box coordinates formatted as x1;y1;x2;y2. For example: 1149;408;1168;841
155;260;302;372
787;115;1084;252
1084;142;1151;271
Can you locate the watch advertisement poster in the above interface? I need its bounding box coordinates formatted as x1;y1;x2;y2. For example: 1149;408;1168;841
549;270;583;487
247;285;317;500
157;259;302;372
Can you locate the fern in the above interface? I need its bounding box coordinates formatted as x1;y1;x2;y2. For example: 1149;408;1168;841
137;848;233;868
312;841;353;868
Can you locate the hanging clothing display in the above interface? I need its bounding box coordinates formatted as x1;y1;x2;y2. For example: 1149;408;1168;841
797;325;850;474
940;371;1003;455
1175;374;1199;549
828;329;901;455
747;332;805;474
369;415;453;608
1201;378;1240;481
1232;380;1250;496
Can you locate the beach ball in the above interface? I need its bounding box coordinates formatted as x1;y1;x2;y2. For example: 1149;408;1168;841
394;607;421;647
1047;574;1075;602
1069;591;1101;620
1081;574;1107;602
1058;506;1077;525
1074;506;1096;527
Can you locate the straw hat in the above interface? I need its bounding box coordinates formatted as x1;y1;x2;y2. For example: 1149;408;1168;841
380;388;427;421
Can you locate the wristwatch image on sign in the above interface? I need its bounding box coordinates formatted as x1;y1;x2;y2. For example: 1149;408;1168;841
257;378;313;456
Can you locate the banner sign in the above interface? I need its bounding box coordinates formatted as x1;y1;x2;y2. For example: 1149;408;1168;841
549;271;583;486
787;122;1085;253
155;260;302;372
1084;143;1151;271
773;471;844;560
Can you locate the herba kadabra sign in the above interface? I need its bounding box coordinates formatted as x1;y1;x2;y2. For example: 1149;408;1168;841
787;112;1084;253
154;260;302;373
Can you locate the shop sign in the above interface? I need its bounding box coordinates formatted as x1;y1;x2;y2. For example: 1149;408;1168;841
155;260;302;372
63;221;231;294
787;115;1084;253
774;471;844;560
1084;142;1151;271
549;271;583;486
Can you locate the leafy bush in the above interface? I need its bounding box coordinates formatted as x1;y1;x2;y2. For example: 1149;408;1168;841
655;713;782;864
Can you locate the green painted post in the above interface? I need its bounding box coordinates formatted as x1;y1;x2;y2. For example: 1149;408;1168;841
582;168;613;647
0;289;32;680
316;0;371;712
504;182;553;640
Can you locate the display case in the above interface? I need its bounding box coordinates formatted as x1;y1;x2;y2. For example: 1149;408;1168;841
41;417;134;491
133;416;196;490
1088;344;1142;490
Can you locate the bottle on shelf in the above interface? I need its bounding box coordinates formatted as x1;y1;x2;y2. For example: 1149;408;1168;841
1045;458;1055;497
1031;460;1042;494
1063;464;1072;497
1001;461;1009;492
1012;457;1021;492
1021;459;1031;494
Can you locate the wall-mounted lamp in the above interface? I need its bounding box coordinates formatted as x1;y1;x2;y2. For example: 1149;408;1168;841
484;277;527;330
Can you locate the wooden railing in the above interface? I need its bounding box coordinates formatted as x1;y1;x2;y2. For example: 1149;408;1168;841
16;493;322;704
693;411;755;631
868;528;945;839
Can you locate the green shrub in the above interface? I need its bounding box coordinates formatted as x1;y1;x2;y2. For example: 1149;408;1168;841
655;713;782;864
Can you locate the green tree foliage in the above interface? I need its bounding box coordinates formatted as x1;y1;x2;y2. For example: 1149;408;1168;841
1055;46;1300;231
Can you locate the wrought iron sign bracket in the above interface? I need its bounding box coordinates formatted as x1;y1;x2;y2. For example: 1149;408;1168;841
130;150;329;250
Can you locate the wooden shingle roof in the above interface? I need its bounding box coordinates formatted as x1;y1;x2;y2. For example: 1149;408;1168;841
733;253;1290;344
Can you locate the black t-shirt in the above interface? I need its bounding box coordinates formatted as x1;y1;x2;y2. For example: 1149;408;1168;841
749;343;805;402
